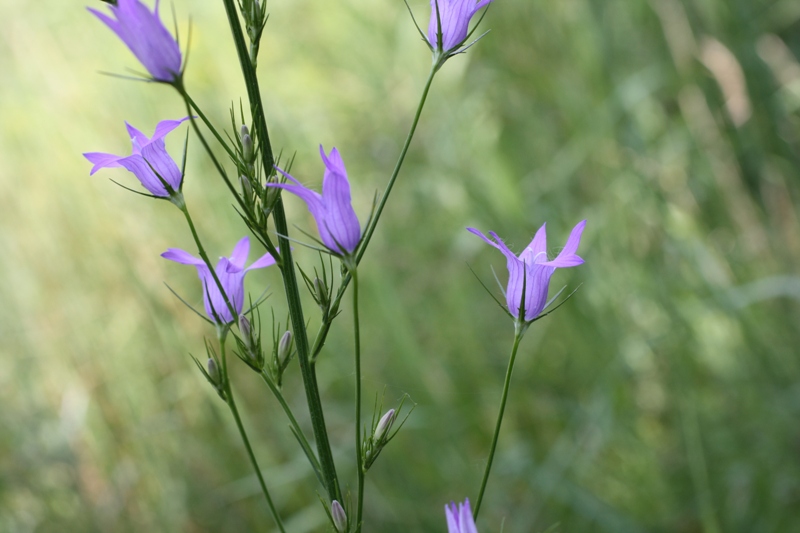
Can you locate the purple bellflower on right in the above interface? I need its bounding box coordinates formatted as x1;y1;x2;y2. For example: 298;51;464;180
428;0;494;54
268;146;362;258
89;0;183;83
468;220;586;323
445;498;479;533
84;118;190;198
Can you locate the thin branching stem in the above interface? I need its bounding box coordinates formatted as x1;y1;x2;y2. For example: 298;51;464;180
219;333;286;533
473;326;525;519
310;66;439;360
351;267;365;532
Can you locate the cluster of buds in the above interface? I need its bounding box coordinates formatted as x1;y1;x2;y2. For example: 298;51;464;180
239;0;267;64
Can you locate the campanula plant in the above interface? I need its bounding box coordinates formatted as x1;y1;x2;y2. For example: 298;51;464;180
79;0;591;530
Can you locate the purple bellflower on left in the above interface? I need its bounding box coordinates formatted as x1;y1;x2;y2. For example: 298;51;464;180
84;118;190;198
161;237;276;324
89;0;183;83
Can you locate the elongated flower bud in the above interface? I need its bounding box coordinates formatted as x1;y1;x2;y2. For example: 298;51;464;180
277;330;293;368
241;125;254;163
314;277;329;310
331;500;347;533
240;174;253;199
373;408;396;442
239;314;252;340
207;358;220;384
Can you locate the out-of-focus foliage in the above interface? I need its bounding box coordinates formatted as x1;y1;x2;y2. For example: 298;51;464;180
1;0;799;531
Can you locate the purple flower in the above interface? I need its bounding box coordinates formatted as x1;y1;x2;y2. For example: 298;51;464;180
161;237;276;324
428;0;494;52
445;498;478;533
269;146;361;256
89;0;183;82
84;118;190;197
468;220;586;322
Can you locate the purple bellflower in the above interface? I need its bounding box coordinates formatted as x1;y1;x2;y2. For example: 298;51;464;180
445;498;479;533
84;118;190;197
428;0;494;53
468;220;586;322
269;146;361;256
89;0;183;82
161;237;276;324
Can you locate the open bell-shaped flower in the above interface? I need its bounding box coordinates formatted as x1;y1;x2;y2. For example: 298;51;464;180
268;146;362;256
467;220;586;322
88;0;183;82
161;236;276;324
445;498;479;533
84;118;190;197
428;0;494;54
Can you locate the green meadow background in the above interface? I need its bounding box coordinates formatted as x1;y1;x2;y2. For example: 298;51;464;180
2;0;800;531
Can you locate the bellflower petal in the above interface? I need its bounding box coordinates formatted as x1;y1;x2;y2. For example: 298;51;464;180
269;146;362;255
427;0;494;52
468;220;586;321
83;117;189;197
445;498;479;533
162;236;276;324
89;0;183;82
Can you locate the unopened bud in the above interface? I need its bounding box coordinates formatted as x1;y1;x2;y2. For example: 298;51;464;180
314;277;329;310
277;330;293;367
239;314;252;340
239;175;253;198
331;500;347;533
373;408;396;442
207;358;220;384
241;125;254;163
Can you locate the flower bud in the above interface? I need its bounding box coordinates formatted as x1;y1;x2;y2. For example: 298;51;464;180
331;500;347;533
314;277;329;310
207;358;220;384
239;314;252;341
239;174;253;199
277;330;293;368
373;408;396;442
241;125;254;163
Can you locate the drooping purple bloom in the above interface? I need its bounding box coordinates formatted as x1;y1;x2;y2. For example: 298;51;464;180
445;498;479;533
89;0;183;82
161;237;276;324
428;0;494;52
268;146;361;256
468;220;586;322
84;118;190;197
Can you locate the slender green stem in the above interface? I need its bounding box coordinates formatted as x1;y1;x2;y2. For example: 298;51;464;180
351;267;365;532
356;65;437;265
309;66;439;361
219;0;342;501
259;370;324;482
473;328;525;519
178;203;238;322
180;88;237;161
219;334;286;533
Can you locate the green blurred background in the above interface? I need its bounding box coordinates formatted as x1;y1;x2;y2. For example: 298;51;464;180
2;0;800;531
